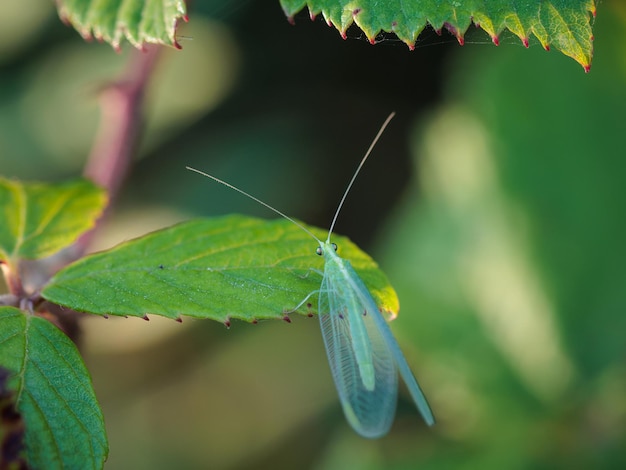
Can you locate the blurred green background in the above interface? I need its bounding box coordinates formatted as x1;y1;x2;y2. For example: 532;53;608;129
1;1;625;469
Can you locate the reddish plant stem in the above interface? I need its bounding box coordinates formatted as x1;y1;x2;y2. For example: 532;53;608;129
77;44;162;255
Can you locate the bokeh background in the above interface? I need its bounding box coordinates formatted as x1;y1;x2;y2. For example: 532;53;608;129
1;1;625;468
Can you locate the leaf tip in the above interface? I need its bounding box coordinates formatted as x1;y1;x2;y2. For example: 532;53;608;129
282;314;292;323
383;308;398;322
142;315;150;321
58;10;70;26
492;35;500;46
251;318;258;324
223;318;231;329
175;316;183;323
522;37;530;48
444;23;464;45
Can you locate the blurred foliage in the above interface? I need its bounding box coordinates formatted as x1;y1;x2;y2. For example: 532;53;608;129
0;14;237;178
378;3;626;469
1;0;624;469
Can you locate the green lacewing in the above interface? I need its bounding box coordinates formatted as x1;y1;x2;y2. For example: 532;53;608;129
187;113;434;437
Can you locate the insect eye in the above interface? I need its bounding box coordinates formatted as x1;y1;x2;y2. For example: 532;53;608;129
316;246;323;256
331;243;338;252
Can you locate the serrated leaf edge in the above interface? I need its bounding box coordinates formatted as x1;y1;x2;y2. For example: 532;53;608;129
55;0;187;50
280;0;596;70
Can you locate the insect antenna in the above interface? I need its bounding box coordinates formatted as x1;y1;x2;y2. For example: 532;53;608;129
326;112;396;243
186;166;322;244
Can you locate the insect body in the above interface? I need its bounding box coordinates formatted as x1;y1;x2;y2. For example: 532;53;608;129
187;112;434;437
318;239;434;437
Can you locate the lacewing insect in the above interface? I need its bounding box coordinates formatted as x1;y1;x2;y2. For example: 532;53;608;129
187;112;434;437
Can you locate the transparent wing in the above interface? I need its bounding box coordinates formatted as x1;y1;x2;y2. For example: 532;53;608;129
366;284;436;426
318;267;398;438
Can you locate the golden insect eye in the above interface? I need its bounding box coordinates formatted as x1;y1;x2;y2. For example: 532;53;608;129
316;246;323;256
332;243;338;252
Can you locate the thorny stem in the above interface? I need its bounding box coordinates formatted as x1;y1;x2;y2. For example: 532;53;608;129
77;44;162;255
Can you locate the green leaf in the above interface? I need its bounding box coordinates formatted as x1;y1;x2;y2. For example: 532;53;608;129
55;0;187;50
280;0;597;71
42;215;399;323
0;307;108;469
0;178;106;263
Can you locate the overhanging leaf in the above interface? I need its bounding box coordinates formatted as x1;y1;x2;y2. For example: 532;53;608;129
55;0;187;50
0;178;107;263
42;215;399;323
280;0;597;71
0;307;108;469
